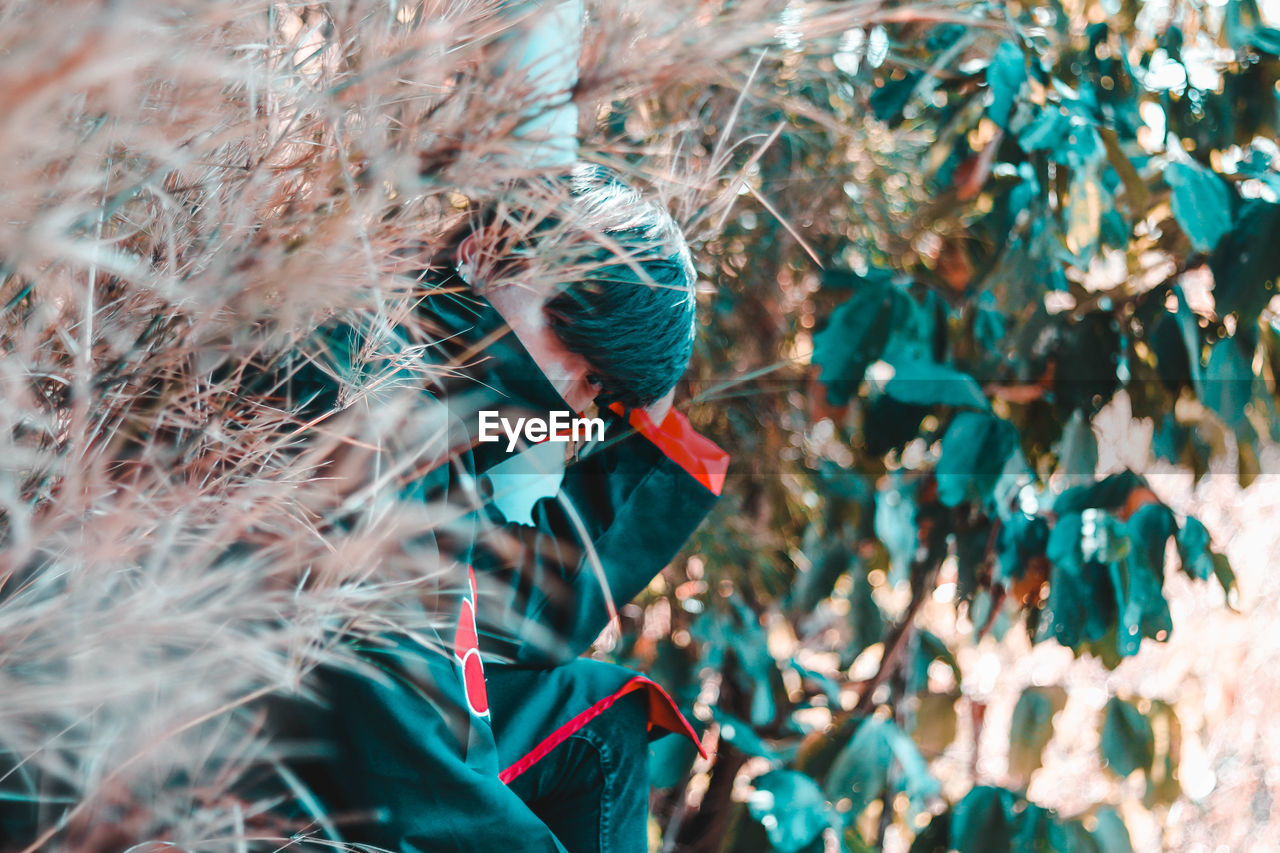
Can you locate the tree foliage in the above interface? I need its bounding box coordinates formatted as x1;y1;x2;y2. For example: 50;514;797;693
606;0;1277;849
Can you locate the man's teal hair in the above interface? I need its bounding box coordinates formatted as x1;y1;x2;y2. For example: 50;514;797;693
540;164;697;409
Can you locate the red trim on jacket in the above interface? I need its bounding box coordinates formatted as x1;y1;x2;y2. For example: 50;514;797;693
497;676;706;784
609;405;729;496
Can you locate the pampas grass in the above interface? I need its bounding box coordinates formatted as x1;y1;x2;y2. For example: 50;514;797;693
0;0;975;848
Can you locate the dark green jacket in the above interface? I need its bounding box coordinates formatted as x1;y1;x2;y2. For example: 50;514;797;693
273;283;727;850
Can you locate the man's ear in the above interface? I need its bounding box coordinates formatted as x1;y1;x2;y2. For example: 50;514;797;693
456;231;480;286
457;226;516;292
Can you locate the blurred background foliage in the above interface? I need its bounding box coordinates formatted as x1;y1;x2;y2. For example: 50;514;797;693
0;0;1276;849
596;0;1280;850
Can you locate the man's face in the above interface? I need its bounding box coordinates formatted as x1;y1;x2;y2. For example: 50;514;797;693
458;231;603;412
481;278;603;413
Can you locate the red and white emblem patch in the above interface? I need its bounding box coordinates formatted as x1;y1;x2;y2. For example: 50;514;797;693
453;566;490;719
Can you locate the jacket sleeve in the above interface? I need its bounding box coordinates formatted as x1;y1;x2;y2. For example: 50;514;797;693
277;649;570;853
475;407;728;665
490;0;583;169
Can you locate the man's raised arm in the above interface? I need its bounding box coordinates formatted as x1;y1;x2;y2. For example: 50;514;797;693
493;0;584;169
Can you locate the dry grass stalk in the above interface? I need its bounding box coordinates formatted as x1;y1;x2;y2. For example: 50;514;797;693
0;0;973;847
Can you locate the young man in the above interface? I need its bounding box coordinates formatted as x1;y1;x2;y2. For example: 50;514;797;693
283;169;725;851
263;5;728;852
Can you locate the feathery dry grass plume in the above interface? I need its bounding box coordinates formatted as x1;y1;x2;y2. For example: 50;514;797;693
0;0;941;848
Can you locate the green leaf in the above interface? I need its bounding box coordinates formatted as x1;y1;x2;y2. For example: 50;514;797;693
1175;515;1214;581
1172;285;1205;395
1017;104;1071;153
954;520;989;602
1100;696;1155;778
1012;804;1055;852
874;474;918;581
1209;199;1280;327
1152;413;1210;478
1066;165;1103;259
1100;127;1149;213
1009;686;1068;780
996;512;1050;583
1250;26;1280;54
881;288;945;366
1056;410;1099;485
790;660;843;708
714;710;779;761
748;770;833;853
935;413;1019;507
1092;807;1134;853
871;71;925;126
1166;161;1232;253
791;538;854;613
848;570;886;663
969;588;995;636
1115;503;1175;656
1145;699;1182;807
1044;512;1085;645
1213;551;1239;607
824;715;939;819
1080;625;1126;671
1051;311;1122;415
720;600;781;727
824;718;893;815
813;282;897;405
911;690;959;759
1053;471;1145;515
1264;320;1280;411
863;394;930;456
1100;207;1130;249
1045;509;1082;568
1125;502;1175;575
1226;0;1277;51
950;785;1015;853
882;358;989;410
1044;513;1118;648
822;266;896;291
1049;819;1105;853
987;41;1027;129
908;811;951;853
1202;337;1259;446
697;602;779;729
910;630;963;694
1016;99;1105;167
649;731;699;789
984;212;1064;314
883;716;942;811
842;827;879;853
